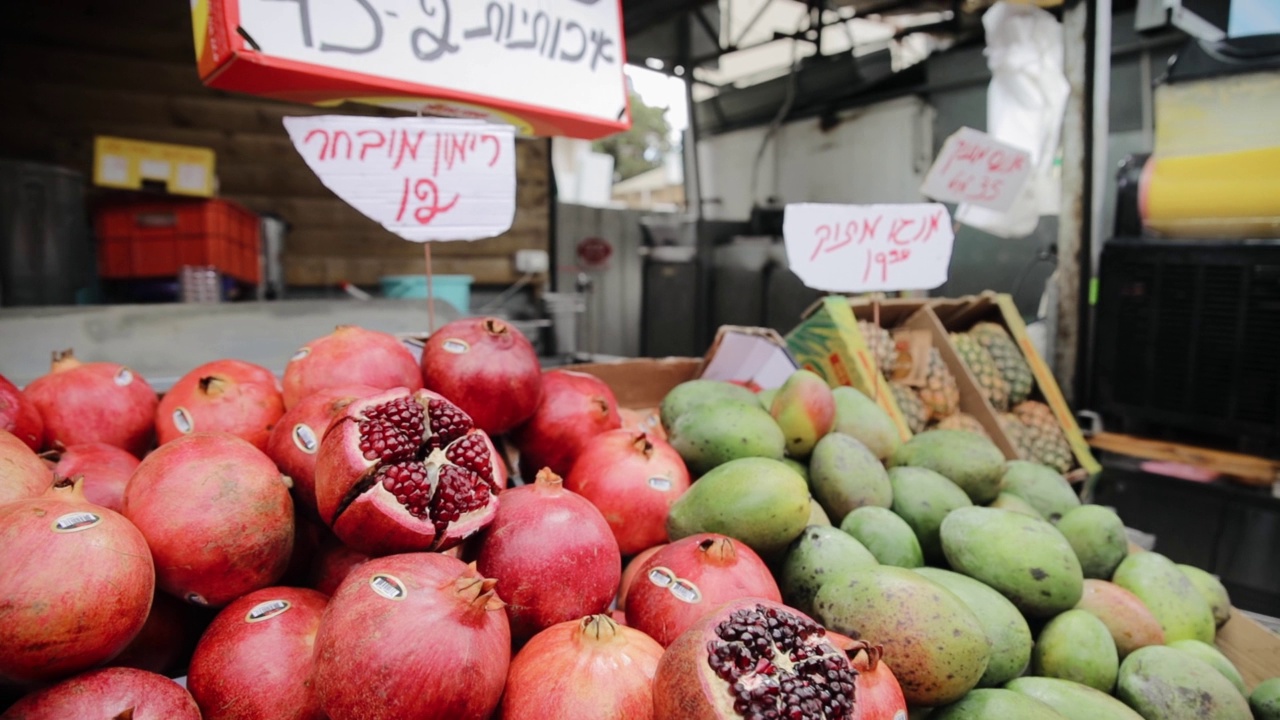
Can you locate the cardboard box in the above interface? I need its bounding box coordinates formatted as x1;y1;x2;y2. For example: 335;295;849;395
932;292;1101;475
1217;612;1280;691
93;136;216;197
786;297;913;441
193;0;630;140
573;357;701;410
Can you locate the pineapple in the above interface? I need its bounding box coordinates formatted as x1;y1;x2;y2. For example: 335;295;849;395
951;332;1010;411
998;413;1035;460
889;381;929;434
971;322;1034;406
1014;401;1074;473
918;347;960;418
935;412;989;439
859;321;897;377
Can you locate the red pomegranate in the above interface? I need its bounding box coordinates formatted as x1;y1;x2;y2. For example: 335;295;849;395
653;598;858;720
0;429;52;506
113;592;193;676
0;667;201;720
625;534;782;647
566;430;691;555
476;468;621;642
156;359;284;451
313;388;499;556
0;373;43;451
188;587;328;720
46;442;139;512
123;432;294;607
501;614;664;720
281;325;422;409
848;641;908;720
308;532;371;596
312;553;510;720
265;384;381;519
420;317;543;436
279;515;324;588
22;350;157;456
618;543;666;611
0;477;154;684
511;369;621;482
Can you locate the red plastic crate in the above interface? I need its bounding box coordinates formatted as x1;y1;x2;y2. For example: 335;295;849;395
95;199;261;284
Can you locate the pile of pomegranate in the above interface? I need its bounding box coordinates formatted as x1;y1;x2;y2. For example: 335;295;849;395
0;317;904;720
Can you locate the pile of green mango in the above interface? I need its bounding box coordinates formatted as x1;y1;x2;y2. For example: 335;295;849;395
655;369;1277;718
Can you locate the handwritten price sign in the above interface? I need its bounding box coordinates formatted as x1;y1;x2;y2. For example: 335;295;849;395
283;116;515;242
783;203;955;293
920;127;1033;212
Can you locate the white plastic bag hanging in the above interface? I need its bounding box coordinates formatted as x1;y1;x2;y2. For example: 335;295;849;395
955;1;1069;238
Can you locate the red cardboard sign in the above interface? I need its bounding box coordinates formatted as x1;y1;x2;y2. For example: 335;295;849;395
920;127;1034;212
783;203;955;292
192;0;630;140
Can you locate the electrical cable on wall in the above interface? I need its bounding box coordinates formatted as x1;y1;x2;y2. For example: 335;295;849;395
748;10;808;209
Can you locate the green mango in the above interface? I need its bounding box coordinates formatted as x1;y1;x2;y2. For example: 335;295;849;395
840;506;923;568
916;567;1032;688
831;385;901;460
770;370;836;458
781;457;810;484
808;433;891;524
1111;552;1215;643
1251;678;1280;720
659;379;759;430
666;457;809;560
940;506;1083;617
1117;646;1252;720
1168;640;1247;697
890;429;1006;504
1057;505;1128;579
806;499;831;527
757;387;779;411
667;400;785;476
780;525;877;617
989;491;1043;519
1032;609;1119;693
889;466;972;563
814;565;990;707
931;689;1068;720
1000;460;1081;522
1005;677;1145;720
1179;564;1232;628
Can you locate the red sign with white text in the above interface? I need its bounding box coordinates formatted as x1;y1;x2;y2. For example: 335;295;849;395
920;127;1033;212
783;203;954;293
283;116;515;242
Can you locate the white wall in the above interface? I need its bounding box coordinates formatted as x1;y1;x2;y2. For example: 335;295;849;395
697;95;935;220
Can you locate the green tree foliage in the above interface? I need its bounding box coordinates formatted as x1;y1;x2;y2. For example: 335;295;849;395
593;92;673;182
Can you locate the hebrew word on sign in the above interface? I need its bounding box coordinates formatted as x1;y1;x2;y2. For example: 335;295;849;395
919;127;1033;212
283;116;515;242
783;203;955;293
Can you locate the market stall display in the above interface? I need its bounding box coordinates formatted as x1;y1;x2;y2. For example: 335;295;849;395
0;319;1277;719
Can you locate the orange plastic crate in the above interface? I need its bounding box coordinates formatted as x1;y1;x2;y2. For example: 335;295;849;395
96;199;261;283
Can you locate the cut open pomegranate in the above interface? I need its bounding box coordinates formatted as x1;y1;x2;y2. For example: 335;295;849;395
654;598;858;720
314;388;499;556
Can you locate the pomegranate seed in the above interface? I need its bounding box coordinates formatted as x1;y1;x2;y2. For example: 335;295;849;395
376;461;433;519
426;399;473;449
444;434;494;487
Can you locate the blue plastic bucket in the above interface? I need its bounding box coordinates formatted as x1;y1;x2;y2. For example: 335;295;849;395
379;274;473;313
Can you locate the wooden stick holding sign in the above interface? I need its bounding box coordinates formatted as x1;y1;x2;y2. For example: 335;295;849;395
283;116;517;332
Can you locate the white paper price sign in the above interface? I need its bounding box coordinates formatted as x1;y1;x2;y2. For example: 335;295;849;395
283;116;515;242
920;127;1033;212
783;203;955;293
239;0;626;127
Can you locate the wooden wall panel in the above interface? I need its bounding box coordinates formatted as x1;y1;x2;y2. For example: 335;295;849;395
0;1;550;288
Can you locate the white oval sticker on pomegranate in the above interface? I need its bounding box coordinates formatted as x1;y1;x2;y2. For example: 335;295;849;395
370;574;407;600
442;338;470;354
669;578;702;604
646;567;676;589
114;368;134;386
647;476;672;492
172;407;194;434
290;347;311;362
293;423;318;454
52;511;102;533
186;592;209;606
245;599;292;623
